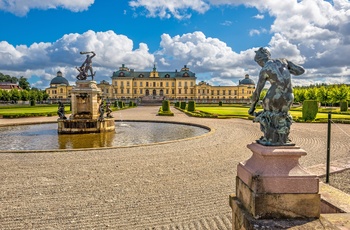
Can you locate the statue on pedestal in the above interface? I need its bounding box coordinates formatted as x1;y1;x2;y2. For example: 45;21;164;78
249;47;305;146
57;101;67;120
106;100;113;118
98;101;105;121
76;51;96;80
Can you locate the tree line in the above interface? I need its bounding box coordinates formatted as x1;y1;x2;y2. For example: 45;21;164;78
0;73;49;103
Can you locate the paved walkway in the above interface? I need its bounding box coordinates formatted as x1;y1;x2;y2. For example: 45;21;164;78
0;106;349;229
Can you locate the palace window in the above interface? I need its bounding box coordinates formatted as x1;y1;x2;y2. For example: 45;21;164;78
146;82;149;87
140;89;143;94
234;90;237;95
217;90;220;95
153;82;156;87
178;89;182;94
172;89;175;94
211;90;214;95
140;82;143;87
198;89;200;94
166;82;169;87
134;89;137;94
184;82;188;87
190;82;194;87
178;82;182;87
60;88;63;93
242;89;245;94
127;89;130;94
121;81;124;87
172;82;175;87
114;89;117;94
121;89;124;94
229;90;232;95
165;74;170;78
223;90;226;95
166;89;169;94
127;81;130;87
134;82;137;87
191;89;193;94
114;81;117;86
160;82;163;87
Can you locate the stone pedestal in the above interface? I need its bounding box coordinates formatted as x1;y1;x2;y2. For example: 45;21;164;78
58;80;115;134
230;142;320;229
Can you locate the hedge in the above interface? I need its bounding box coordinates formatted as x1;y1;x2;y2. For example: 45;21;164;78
188;100;196;112
302;100;318;121
340;101;348;112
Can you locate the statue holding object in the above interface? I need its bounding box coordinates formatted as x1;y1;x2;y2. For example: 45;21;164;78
76;51;96;80
248;47;305;146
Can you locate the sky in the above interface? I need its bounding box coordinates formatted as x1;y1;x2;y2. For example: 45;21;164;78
0;0;349;89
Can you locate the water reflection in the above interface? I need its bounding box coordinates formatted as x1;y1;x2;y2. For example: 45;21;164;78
0;121;208;151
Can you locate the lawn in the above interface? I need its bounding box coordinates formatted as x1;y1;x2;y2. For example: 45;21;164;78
196;106;350;121
0;105;69;115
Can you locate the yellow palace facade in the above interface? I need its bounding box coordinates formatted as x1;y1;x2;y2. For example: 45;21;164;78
46;65;256;102
108;64;255;100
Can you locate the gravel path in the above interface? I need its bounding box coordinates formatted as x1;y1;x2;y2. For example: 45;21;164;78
0;106;349;229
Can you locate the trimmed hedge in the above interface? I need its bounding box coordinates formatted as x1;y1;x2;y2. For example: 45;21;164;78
175;101;180;107
219;101;223;106
302;100;318;121
162;100;170;112
188;100;196;112
180;101;186;110
340;101;348;112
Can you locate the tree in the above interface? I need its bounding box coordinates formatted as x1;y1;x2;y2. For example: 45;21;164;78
330;84;349;104
317;86;331;106
18;76;30;90
305;87;318;100
10;89;20;103
1;90;11;101
20;90;30;101
293;88;306;103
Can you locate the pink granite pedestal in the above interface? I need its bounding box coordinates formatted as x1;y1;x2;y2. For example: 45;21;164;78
230;142;321;229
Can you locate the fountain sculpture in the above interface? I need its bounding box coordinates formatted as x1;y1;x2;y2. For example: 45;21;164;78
57;51;115;134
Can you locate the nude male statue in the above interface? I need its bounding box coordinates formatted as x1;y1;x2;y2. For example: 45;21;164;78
249;47;305;145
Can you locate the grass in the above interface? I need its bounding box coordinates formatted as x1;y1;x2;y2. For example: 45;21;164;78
195;105;350;122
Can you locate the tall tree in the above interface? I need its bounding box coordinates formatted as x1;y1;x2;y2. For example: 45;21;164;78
18;76;30;90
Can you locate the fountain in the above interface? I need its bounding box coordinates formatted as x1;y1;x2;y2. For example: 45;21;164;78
57;51;115;134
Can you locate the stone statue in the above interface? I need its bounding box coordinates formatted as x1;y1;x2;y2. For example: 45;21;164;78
57;101;67;120
248;47;305;146
98;100;105;121
77;51;96;80
106;100;113;118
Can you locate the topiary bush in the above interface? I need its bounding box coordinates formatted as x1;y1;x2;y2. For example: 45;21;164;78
117;101;123;108
340;101;348;112
180;101;186;110
162;100;170;112
30;100;35;106
302;100;318;121
188;100;196;112
129;101;133;107
219;101;223;106
175;102;180;107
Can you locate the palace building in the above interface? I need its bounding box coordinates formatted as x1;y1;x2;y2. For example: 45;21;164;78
111;64;255;100
46;65;256;102
45;71;73;100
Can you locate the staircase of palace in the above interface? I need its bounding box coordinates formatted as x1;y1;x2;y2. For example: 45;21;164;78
139;95;164;106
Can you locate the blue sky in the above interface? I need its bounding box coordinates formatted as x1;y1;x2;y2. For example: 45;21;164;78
0;0;349;89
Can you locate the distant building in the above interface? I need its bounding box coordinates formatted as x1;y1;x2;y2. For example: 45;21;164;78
46;66;256;102
111;64;255;100
0;82;22;91
45;71;72;100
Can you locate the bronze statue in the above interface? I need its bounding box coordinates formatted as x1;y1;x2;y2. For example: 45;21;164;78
249;47;305;146
76;51;96;80
57;101;67;120
98;100;104;121
106;100;113;118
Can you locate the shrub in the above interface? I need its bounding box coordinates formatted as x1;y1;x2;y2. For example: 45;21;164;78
340;101;348;112
302;100;318;121
117;101;123;108
114;101;118;107
219;101;223;106
162;100;170;112
129;101;133;107
175;102;180;107
180;101;186;110
188;100;196;112
30;100;35;106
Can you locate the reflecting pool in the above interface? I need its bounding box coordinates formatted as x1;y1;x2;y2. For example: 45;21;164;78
0;121;209;151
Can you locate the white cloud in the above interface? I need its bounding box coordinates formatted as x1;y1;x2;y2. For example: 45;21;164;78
0;30;155;89
0;0;95;16
253;14;264;19
220;20;232;26
131;0;350;85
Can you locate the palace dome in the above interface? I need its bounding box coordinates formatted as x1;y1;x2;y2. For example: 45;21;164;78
50;71;69;85
239;74;255;85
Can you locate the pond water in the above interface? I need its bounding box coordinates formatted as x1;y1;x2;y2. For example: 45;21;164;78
0;121;209;151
